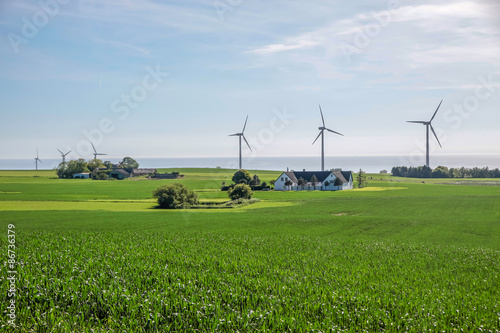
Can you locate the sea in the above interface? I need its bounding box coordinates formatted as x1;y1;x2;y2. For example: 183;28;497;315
1;155;500;173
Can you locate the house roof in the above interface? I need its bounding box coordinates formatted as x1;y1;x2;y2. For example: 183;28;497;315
110;169;130;176
341;171;352;182
332;171;347;184
292;171;333;183
278;170;353;184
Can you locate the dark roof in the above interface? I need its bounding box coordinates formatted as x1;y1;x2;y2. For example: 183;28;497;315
341;171;352;182
282;171;332;183
110;169;130;176
279;170;353;184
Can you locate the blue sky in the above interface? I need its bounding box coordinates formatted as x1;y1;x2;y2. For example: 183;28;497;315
1;0;499;162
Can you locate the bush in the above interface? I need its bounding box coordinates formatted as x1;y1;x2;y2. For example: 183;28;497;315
153;183;198;209
96;172;108;180
380;170;388;174
228;183;253;200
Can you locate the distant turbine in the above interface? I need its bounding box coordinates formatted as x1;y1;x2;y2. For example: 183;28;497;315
34;149;43;170
91;142;107;160
229;115;252;170
57;149;72;164
407;100;443;168
312;105;343;171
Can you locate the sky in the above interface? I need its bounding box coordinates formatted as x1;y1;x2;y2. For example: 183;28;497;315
1;0;499;163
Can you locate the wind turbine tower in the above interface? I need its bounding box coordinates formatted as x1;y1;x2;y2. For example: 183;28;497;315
407;100;443;168
91;142;107;160
34;149;43;170
57;149;72;164
229;115;252;170
312;105;343;171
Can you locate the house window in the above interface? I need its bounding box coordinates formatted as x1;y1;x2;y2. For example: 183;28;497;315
281;177;284;181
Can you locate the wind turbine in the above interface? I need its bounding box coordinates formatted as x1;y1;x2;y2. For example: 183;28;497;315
91;142;107;160
312;105;343;171
34;149;43;170
57;149;72;164
407;100;443;168
229;115;252;170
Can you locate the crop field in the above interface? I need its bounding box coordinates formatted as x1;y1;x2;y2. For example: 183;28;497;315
1;169;500;332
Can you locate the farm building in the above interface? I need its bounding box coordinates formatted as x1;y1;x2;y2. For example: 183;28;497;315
274;170;353;191
73;173;90;179
108;169;131;180
131;168;157;177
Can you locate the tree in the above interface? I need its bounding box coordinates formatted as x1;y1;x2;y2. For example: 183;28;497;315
284;179;293;189
55;159;89;178
310;175;319;187
103;161;113;169
297;177;307;189
356;169;366;188
153;183;198;209
120;157;139;172
232;169;251;185
261;181;267;188
431;166;449;178
228;183;253;200
87;159;104;172
380;170;388;174
250;174;261;186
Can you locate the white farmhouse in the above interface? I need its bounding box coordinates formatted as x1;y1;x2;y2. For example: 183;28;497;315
274;170;353;191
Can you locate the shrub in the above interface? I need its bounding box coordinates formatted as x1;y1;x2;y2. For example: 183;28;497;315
96;172;108;180
228;183;253;200
153;183;198;209
380;170;388;174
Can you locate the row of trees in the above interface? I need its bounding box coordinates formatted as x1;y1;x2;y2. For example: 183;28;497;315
391;166;500;178
55;157;139;179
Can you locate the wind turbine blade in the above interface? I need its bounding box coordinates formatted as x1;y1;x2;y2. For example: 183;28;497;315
430;125;442;148
91;142;97;153
325;128;344;136
319;105;325;127
242;115;248;133
58;149;63;155
39;159;43;164
407;121;426;124
97;153;107;156
242;135;252;152
37;148;39;158
65;150;72;156
430;99;443;122
228;134;239;136
312;131;322;145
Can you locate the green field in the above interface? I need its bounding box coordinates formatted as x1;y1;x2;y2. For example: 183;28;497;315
1;169;499;332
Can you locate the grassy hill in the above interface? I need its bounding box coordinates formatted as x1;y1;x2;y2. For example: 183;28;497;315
1;169;499;332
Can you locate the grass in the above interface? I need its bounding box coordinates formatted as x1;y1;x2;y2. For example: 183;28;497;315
1;169;499;332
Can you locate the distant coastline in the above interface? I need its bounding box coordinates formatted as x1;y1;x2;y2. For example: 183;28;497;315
1;155;499;173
